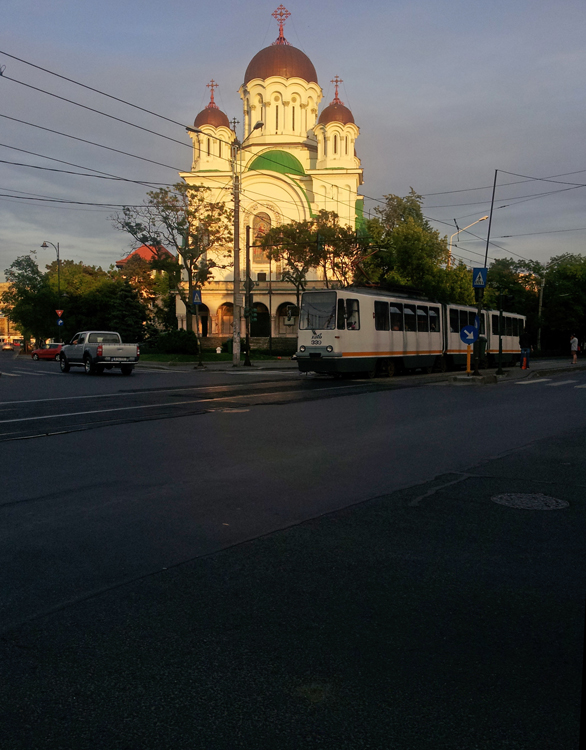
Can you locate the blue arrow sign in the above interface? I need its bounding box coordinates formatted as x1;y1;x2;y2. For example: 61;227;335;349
472;268;487;288
57;319;64;326
192;290;202;305
460;325;479;344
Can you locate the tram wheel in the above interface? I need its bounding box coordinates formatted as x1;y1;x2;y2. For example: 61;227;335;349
377;359;395;378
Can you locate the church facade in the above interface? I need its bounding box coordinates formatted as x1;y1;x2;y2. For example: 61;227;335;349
177;6;364;342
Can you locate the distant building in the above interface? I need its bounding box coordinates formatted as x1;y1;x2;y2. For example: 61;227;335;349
115;244;173;269
177;5;364;341
0;282;21;342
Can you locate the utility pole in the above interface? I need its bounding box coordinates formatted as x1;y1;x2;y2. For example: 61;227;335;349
244;225;252;366
231;143;242;366
473;169;498;376
537;276;546;353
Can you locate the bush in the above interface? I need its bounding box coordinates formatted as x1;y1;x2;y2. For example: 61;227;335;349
146;329;200;355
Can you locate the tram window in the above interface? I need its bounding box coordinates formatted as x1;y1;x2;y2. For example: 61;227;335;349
449;309;459;333
417;306;429;332
468;311;477;327
492;314;500;335
390;304;403;331
458;310;468;331
337;299;346;329
374;301;390;331
505;317;513;336
346;299;360;330
480;313;486;335
299;291;336;330
429;307;439;332
404;305;416;332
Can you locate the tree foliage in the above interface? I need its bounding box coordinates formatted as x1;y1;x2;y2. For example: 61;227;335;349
361;190;474;304
114;182;232;334
1;255;58;342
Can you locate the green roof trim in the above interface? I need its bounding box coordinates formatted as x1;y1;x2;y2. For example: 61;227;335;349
248;150;306;176
355;198;367;236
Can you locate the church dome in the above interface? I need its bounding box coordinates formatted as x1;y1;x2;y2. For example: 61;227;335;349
194;106;230;129
244;45;318;85
194;80;230;129
318;77;354;125
318;102;354;125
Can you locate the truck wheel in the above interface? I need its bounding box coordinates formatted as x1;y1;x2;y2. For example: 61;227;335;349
59;356;70;373
84;356;95;375
120;365;133;376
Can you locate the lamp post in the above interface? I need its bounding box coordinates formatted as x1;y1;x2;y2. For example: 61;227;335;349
536;259;562;353
41;240;61;342
186;120;263;367
448;216;488;268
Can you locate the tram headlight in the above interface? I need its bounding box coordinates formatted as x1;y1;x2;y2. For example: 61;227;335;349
299;345;306;352
326;345;333;352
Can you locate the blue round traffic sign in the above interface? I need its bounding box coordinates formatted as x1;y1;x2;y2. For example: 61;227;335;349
57;319;64;326
460;325;478;344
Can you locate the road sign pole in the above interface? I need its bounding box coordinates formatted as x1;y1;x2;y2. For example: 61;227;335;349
466;345;472;375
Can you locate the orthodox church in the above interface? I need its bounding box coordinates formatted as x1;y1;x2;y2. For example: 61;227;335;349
177;5;364;341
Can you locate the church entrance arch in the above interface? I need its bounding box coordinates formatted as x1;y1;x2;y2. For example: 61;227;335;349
194;303;210;337
276;301;298;335
218;302;234;336
251;302;270;337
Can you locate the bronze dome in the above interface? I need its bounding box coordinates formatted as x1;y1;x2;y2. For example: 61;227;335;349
194;106;230;129
244;45;318;85
318;102;355;125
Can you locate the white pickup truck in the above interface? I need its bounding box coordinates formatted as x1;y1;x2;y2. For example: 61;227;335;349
59;331;140;376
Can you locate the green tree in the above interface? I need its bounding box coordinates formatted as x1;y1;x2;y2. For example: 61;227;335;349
46;259;112;295
1;255;59;344
114;182;232;340
361;191;473;304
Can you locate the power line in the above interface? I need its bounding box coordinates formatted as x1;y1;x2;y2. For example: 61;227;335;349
0;158;174;186
1;74;193;150
0;48;187;128
0;113;184;172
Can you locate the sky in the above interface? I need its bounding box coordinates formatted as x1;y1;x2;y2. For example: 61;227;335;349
1;0;585;278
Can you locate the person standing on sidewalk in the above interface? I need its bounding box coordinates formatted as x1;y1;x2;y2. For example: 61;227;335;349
570;334;579;364
519;328;532;368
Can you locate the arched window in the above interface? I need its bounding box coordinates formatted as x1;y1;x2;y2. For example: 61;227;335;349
218;141;222;159
275;105;279;132
253;213;271;262
334;135;338;154
345;136;348;155
292;106;295;132
207;138;211;156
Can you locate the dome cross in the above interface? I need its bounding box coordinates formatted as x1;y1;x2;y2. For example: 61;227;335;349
272;5;291;46
206;79;219;109
330;75;344;105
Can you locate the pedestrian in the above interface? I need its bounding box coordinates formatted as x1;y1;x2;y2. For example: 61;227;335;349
519;328;532;369
570;334;579;364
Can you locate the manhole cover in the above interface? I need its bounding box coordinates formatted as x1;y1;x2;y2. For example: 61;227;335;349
491;493;569;510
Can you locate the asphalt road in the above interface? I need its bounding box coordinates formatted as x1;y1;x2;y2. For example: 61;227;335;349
1;351;584;749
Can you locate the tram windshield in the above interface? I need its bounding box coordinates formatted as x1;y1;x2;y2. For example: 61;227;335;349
299;292;337;330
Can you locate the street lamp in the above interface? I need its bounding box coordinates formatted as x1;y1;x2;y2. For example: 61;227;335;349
448;216;489;268
41;240;62;343
186;120;263;367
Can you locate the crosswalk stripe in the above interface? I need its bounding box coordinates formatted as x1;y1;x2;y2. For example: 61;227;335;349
546;380;578;387
575;384;586;389
0;371;20;377
515;379;552;385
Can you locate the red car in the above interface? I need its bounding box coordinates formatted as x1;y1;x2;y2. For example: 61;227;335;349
31;343;63;361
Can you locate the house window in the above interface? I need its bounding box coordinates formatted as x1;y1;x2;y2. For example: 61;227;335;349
257;272;267;282
334;134;338;154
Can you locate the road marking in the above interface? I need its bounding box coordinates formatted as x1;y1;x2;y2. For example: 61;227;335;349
575;384;586;389
0;383;370;425
12;370;47;376
0;371;20;377
545;380;578;387
515;379;552;385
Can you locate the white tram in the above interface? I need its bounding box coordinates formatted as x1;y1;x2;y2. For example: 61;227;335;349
296;288;525;376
